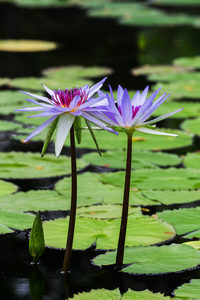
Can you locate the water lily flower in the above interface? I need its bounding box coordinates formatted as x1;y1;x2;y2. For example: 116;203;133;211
16;78;114;157
100;85;183;136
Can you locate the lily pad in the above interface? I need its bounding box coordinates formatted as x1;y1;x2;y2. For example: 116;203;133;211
55;173;158;207
174;279;200;300
82;149;181;169
0;152;86;179
153;80;200;99
87;2;195;27
9;66;112;91
64;128;192;151
181;117;200;136
174;56;200;69
131;64;193;76
43;213;175;250
93;244;200;275
76;205;140;219
0;90;32;115
183;152;200;169
0;120;23;131
71;288;170;300
152;0;200;5
0;190;69;212
158;207;200;235
0;180;18;197
142;190;200;205
0;39;58;52
0;209;35;234
101;168;200;190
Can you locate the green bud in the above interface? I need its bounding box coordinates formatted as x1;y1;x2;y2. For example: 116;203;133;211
41;118;58;157
29;211;45;263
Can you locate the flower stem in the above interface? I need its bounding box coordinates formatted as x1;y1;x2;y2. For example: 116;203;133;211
116;133;132;267
62;125;77;272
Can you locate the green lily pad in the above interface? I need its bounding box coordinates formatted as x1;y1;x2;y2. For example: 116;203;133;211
158;207;200;235
0;190;69;212
181;117;200;136
153;80;200;99
184;241;200;251
0;224;14;234
174;279;200;300
0;209;35;233
82;149;181;169
0;152;86;179
87;2;195;27
0;120;22;131
152;0;200;5
131;64;193;76
94;244;200;274
101;168;200;190
43;213;175;250
0;90;32;115
174;56;200;68
70;288;170;300
142;190;200;205
76;205;140;219
0;180;18;197
0;39;58;52
9;66;112;91
183;152;200;169
184;229;200;239
55;173;158;207
65;128;192;151
149;71;200;84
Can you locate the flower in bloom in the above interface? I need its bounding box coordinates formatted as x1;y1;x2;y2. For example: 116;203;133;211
97;85;183;136
15;78;114;157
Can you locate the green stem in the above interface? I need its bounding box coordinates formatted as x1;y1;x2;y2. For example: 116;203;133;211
62;125;77;272
116;133;132;267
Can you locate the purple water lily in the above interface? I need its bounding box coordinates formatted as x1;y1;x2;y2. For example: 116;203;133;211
100;85;183;135
16;78;113;157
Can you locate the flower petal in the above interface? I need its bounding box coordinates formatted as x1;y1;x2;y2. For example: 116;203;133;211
20;91;50;103
55;113;75;157
88;77;107;98
42;84;55;97
25;115;58;142
142;108;184;126
136;126;178;136
120;89;132;125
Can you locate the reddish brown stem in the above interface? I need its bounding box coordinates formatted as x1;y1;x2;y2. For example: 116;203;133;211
62;125;77;272
116;133;132;266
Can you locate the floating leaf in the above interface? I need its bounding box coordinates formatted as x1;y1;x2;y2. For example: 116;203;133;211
0;39;58;52
174;56;200;68
43;213;175;250
184;241;200;251
82;149;181;169
0;152;86;179
101;168;200;190
181;117;200;136
183;152;200;169
94;244;200;274
0;120;22;131
70;288;169;300
0;210;35;233
76;205;140;219
142;190;200;205
9;66;112;91
174;279;200;299
0;180;18;197
158;207;200;235
0;190;69;212
55;173;157;207
0;90;31;115
131;64;193;77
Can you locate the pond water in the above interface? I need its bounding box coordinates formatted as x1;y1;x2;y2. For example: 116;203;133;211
1;1;200;299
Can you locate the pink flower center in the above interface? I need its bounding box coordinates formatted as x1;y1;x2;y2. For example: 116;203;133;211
118;105;141;119
50;87;88;108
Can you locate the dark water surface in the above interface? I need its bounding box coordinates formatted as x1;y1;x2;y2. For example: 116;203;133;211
1;2;200;299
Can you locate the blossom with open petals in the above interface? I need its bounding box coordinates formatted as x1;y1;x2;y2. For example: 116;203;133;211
98;85;183;136
16;78;113;157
